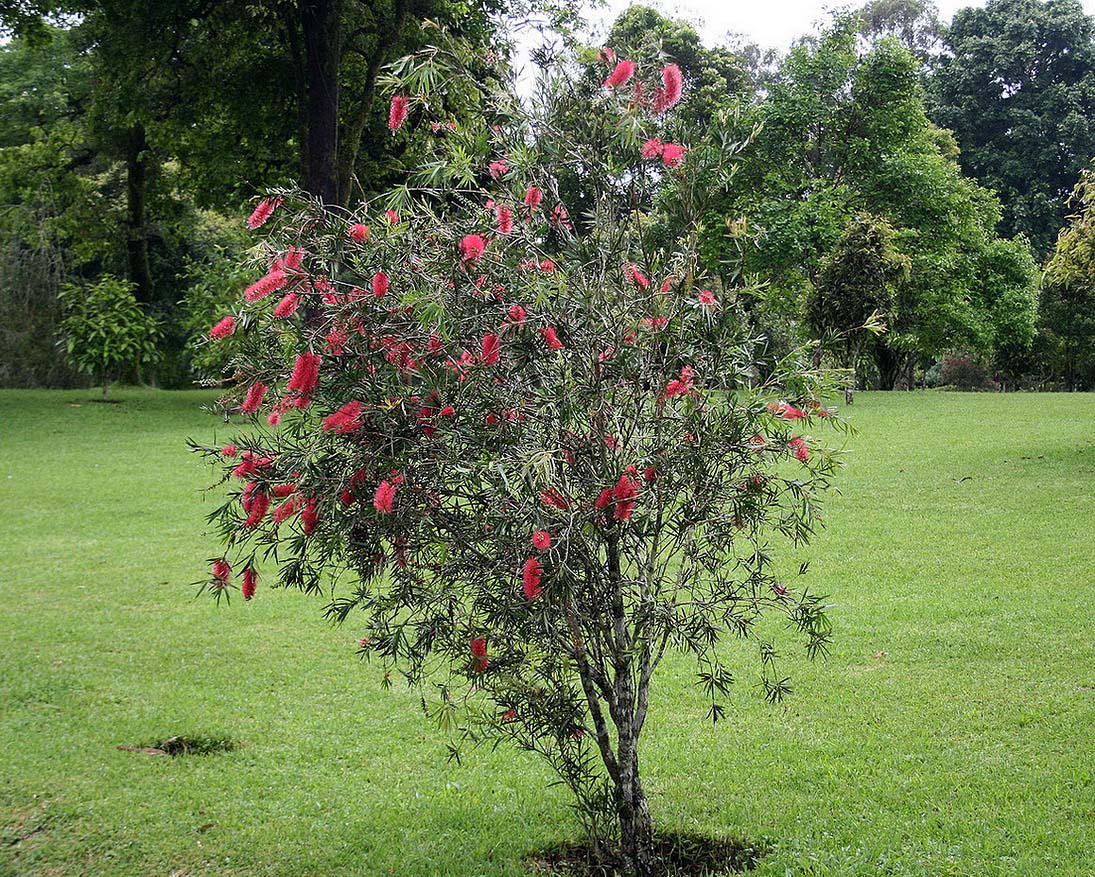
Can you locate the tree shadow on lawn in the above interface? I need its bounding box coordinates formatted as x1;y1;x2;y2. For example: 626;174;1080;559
317;796;765;877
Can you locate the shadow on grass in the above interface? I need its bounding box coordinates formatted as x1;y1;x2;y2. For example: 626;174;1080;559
528;831;767;876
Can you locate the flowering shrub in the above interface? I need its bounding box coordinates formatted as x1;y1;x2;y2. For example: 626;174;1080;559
195;38;845;876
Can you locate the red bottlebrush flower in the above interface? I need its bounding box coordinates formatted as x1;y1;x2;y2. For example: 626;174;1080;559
612;474;640;521
244;490;270;528
540;326;564;350
272;496;302;524
665;365;696;399
660;143;687;168
489;160;508;180
348;223;370;242
282;247;305;271
386;210;400;224
247;197;280;229
628;264;650;289
212;558;231;582
271;483;296;498
221;444;238;458
480;333;502;366
522;556;544;599
507;304;527;326
209;315;236;339
322;400;365;434
541;488;569;510
287;352;321;398
641;138;663;160
698;289;719;311
551;204;571;228
326;327;348;355
501;708;516;723
496;204;514;235
605;434;617;450
371;271;390;297
598;46;616;64
471;636;488;672
241;381;267;415
523;185;543;209
643;465;656;483
604;59;635;89
532;530;552;550
660;276;675;293
301;498;319;534
768;401;806;420
244;269;287;302
438;405;455;417
485;411;500;426
241;567;257;600
373;477;399;514
789;436;810;463
273;293;300;319
389;94;410;131
459;233;487;262
595;487;614;510
658;64;684;112
539;259;556;273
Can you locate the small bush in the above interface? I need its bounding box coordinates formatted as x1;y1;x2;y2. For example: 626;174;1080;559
58;274;161;398
940;353;995;391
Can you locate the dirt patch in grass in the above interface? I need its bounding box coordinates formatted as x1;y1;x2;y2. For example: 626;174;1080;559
528;831;766;876
118;734;237;757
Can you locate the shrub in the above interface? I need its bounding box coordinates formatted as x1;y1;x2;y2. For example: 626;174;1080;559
940;352;995;391
196;39;845;876
58;274;161;398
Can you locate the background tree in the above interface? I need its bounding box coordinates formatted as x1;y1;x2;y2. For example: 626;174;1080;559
1041;163;1095;389
58;274;161;397
698;19;1038;388
807;212;909;378
929;0;1095;256
856;0;944;63
195;39;842;876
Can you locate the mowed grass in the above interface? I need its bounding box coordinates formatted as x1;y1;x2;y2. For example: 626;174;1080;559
1;388;1093;877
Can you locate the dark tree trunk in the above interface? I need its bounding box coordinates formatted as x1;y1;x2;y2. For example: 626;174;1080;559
874;337;901;390
300;0;342;204
617;760;654;877
124;124;154;304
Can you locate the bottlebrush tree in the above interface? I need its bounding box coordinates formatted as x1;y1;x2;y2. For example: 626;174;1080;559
195;35;845;877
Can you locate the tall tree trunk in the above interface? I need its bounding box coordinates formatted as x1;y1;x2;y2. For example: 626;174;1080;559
874;337;901;390
300;0;342;204
124;124;153;304
334;0;412;205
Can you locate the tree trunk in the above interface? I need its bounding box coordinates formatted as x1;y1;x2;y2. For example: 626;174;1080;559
124;124;153;304
874;338;901;390
300;0;342;204
617;758;655;877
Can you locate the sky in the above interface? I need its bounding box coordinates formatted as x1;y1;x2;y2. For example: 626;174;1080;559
577;0;1095;52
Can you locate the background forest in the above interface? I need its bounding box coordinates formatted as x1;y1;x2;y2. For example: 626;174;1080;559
1;0;1094;391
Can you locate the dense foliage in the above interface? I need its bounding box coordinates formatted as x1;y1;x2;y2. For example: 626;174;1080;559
929;0;1095;256
1041;165;1095;389
196;41;845;875
699;20;1039;388
2;0;1093;391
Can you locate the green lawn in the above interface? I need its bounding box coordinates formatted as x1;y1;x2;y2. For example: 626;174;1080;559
1;389;1093;876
